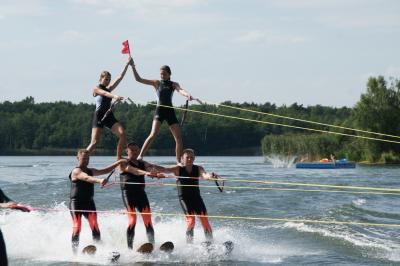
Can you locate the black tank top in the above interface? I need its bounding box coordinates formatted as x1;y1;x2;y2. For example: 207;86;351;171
120;160;146;191
95;84;112;114
69;167;94;202
156;80;174;106
177;165;200;198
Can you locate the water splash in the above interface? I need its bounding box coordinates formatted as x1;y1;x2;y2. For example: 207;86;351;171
264;155;297;168
1;203;317;265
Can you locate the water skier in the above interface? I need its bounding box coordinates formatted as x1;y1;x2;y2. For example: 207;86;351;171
129;59;193;164
86;58;132;159
69;149;123;252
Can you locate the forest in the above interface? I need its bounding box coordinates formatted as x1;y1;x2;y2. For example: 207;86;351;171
1;76;399;163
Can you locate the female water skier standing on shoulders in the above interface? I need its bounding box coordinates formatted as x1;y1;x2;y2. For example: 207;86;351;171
86;57;132;159
129;59;194;164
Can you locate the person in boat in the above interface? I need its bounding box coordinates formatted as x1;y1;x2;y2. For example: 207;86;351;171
129;59;194;164
118;142;167;249
0;188;31;265
86;58;132;159
158;148;219;243
69;149;124;253
330;153;336;163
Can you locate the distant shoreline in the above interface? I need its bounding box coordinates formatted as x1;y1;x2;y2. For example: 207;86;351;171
0;147;263;156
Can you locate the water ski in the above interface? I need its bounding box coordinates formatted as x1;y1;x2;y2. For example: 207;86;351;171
82;245;97;255
137;243;154;254
201;241;234;255
223;240;234;255
159;241;174;253
109;251;120;263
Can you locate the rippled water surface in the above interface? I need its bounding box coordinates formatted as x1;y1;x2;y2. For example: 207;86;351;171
0;156;399;265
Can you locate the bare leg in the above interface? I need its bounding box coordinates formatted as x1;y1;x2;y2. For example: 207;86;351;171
86;128;103;153
169;123;183;164
111;122;126;159
138;120;161;159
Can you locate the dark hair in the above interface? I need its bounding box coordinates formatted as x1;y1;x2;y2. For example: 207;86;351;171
99;71;111;82
160;65;171;75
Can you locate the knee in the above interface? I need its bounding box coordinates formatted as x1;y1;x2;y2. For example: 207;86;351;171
120;128;126;137
128;213;137;227
116;128;126;138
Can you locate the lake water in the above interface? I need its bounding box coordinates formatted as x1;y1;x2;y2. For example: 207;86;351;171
0;156;399;265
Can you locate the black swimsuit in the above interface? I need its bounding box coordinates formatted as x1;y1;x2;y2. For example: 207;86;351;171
92;84;118;128
120;160;154;247
120;160;151;212
154;80;179;125
68;168;100;249
177;165;208;215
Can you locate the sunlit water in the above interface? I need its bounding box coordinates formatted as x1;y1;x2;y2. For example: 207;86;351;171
0;156;399;265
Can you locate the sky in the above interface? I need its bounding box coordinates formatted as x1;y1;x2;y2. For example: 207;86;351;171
1;0;400;107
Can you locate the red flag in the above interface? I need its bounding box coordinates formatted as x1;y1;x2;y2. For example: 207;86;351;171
121;40;130;55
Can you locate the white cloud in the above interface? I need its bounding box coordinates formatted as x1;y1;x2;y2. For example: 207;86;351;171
72;0;205;12
235;30;307;45
318;14;400;29
140;38;208;57
269;0;400;29
269;0;366;9
58;30;89;44
97;8;116;16
0;0;50;18
360;67;400;82
385;66;400;78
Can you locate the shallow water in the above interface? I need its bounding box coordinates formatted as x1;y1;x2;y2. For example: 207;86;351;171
0;156;399;265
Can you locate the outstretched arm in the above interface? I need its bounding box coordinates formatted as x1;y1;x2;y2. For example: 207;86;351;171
0;188;15;208
108;57;131;91
0;188;31;212
130;59;158;88
71;168;106;185
119;160;149;176
92;86;123;101
91;159;123;176
198;166;219;180
173;82;193;101
144;162;180;177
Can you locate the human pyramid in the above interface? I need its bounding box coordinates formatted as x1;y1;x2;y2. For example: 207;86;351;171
68;40;221;253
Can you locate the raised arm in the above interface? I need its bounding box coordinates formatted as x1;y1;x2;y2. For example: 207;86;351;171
130;59;158;88
173;82;193;101
108;58;131;91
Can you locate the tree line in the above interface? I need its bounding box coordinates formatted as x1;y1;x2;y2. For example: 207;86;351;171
262;76;400;163
1;76;399;162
